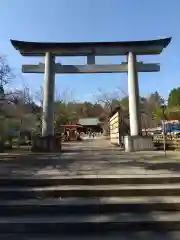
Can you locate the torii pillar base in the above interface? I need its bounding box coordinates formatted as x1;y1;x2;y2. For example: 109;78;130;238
124;135;154;152
31;135;61;152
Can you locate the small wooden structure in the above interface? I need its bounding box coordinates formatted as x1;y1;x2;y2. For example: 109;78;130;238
61;124;83;141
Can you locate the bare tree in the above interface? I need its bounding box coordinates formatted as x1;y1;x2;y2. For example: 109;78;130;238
95;88;123;114
0;56;14;87
0;55;15;117
56;88;75;103
94;88;128;136
5;86;41;134
35;86;44;107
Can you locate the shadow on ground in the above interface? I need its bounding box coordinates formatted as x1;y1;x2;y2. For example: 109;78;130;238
117;158;180;173
0;138;180;178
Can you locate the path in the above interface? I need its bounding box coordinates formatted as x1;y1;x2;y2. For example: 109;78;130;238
0;138;179;178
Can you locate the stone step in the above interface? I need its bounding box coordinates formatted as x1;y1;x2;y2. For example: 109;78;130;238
1;231;180;240
1;184;180;199
0;212;180;233
1;197;180;216
0;174;180;187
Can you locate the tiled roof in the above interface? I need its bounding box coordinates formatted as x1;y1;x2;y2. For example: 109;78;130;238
78;118;100;126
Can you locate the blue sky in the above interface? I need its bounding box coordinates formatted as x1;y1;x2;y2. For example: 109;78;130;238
0;0;179;102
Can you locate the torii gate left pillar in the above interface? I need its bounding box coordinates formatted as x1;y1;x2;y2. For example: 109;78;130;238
42;52;55;137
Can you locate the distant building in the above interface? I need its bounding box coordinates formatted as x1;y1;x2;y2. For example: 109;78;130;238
78;118;102;133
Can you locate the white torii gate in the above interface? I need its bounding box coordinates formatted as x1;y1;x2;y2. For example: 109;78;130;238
11;38;171;139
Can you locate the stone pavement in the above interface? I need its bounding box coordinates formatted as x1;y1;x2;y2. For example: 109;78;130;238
0;138;180;178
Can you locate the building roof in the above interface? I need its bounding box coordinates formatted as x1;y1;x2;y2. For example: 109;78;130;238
10;38;171;56
60;124;83;128
78;118;100;126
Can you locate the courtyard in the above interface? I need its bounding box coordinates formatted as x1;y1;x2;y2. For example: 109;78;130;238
0;137;180;179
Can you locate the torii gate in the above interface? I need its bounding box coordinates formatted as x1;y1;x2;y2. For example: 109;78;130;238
11;38;171;139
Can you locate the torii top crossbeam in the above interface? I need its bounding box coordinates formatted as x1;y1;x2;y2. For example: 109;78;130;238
10;38;171;56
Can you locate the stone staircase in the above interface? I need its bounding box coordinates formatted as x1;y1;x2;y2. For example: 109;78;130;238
0;175;180;239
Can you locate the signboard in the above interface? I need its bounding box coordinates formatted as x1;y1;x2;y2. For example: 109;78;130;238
109;112;120;145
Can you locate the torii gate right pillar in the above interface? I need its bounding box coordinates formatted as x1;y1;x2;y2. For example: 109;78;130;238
128;52;141;136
